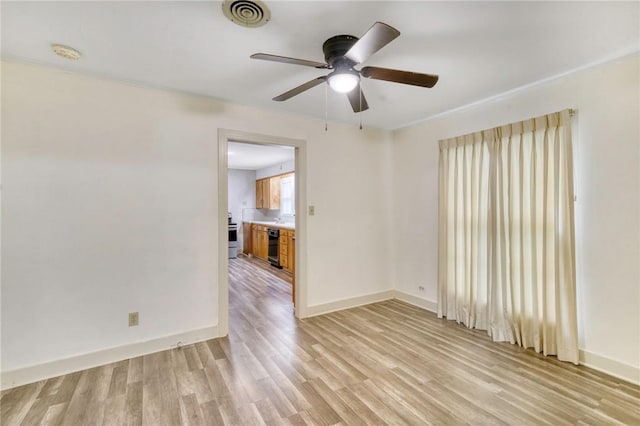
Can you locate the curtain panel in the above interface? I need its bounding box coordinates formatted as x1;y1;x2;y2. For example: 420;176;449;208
438;110;578;363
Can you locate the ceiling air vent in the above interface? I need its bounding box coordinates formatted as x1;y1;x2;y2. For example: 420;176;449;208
222;0;270;28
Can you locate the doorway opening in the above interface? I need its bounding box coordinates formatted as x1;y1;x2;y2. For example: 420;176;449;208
217;129;307;337
228;141;295;308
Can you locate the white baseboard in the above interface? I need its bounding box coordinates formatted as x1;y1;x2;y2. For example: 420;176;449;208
5;303;637;391
393;290;438;313
304;290;395;317
391;292;640;386
579;349;640;385
1;325;220;391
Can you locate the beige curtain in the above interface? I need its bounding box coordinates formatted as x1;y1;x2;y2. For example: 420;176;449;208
438;110;578;364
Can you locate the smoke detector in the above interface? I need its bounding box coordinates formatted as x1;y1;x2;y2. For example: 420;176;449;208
222;0;270;28
51;44;81;60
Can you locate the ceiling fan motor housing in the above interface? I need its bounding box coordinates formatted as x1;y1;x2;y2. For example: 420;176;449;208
322;35;358;67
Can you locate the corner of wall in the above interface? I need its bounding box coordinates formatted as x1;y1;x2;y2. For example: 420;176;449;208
303;290;396;318
393;290;438;313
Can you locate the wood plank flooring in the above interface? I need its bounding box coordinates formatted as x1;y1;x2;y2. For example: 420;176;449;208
237;253;292;285
2;256;639;425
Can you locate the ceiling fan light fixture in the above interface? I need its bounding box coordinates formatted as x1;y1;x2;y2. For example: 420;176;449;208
328;70;359;93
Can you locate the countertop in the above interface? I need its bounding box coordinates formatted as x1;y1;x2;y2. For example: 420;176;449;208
244;220;295;231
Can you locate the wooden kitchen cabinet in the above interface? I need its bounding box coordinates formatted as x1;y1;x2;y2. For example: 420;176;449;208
256;179;263;208
256;174;288;210
269;175;281;210
242;222;252;254
287;230;295;274
279;230;289;269
251;224;259;256
255;179;267;209
248;223;269;260
261;180;269;209
276;228;296;305
279;229;295;274
247;223;294;280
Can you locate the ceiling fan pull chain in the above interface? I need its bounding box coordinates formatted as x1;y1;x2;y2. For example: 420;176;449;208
359;86;363;130
324;83;328;131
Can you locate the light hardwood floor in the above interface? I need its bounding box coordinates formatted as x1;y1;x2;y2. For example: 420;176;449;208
2;256;639;425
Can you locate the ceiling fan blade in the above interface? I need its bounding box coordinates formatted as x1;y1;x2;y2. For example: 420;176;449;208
361;66;439;88
251;53;329;69
344;22;400;64
273;76;327;101
346;83;369;113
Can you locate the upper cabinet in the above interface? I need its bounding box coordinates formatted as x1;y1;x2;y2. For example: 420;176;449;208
255;178;268;209
269;175;281;210
256;179;264;208
256;173;293;210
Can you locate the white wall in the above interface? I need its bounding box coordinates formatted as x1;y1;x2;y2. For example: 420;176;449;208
1;61;393;384
228;168;256;249
255;159;295;180
391;55;640;380
4;55;637;387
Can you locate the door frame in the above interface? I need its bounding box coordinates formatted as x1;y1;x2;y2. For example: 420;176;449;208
217;129;308;336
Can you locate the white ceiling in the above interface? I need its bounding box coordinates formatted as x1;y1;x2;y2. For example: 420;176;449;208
228;141;294;170
2;1;638;130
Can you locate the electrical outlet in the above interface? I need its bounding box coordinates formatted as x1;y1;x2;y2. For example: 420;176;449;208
129;312;139;327
308;205;315;216
418;286;425;292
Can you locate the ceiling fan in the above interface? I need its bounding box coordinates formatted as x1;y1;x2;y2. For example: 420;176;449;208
250;22;439;113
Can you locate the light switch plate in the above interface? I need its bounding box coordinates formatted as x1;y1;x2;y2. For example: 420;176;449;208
308;205;315;216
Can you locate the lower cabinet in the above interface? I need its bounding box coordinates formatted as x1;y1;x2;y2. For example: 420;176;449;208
251;224;258;257
280;230;295;273
242;222;252;254
250;224;268;261
247;223;294;274
260;229;269;260
287;231;295;273
279;230;289;270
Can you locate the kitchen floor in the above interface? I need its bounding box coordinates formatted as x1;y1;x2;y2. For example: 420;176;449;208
235;253;292;286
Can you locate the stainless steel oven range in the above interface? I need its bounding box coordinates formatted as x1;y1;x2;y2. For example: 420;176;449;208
228;212;238;258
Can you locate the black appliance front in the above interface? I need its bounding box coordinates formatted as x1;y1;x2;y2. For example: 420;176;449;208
228;225;238;243
267;228;282;268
